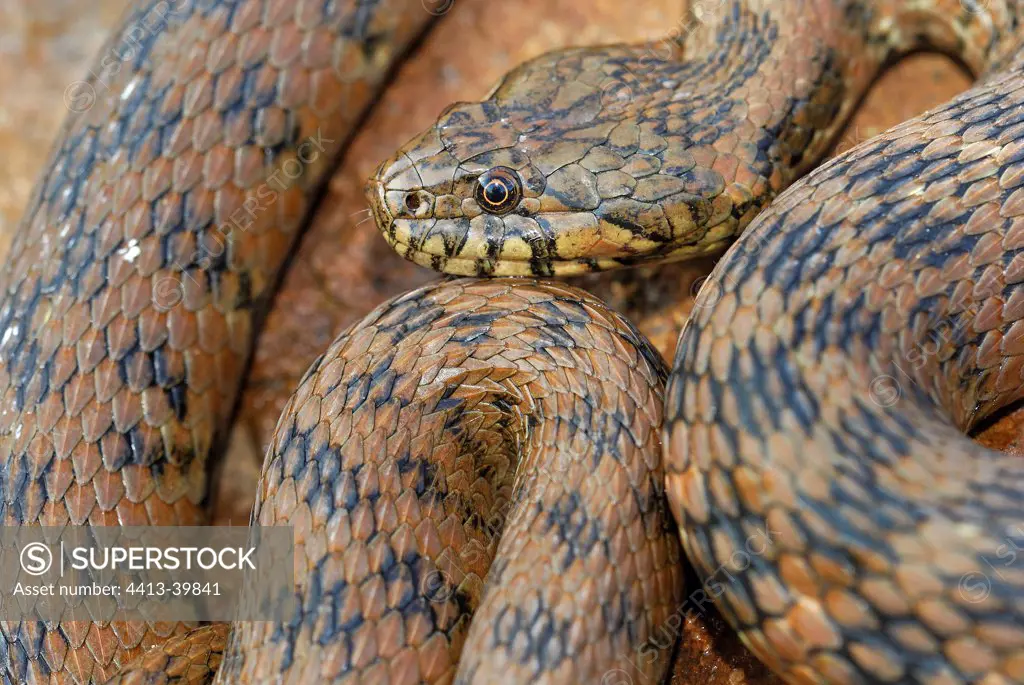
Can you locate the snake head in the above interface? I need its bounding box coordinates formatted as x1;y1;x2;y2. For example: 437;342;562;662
367;46;741;276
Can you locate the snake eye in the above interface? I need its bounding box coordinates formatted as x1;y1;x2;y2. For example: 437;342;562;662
475;167;522;215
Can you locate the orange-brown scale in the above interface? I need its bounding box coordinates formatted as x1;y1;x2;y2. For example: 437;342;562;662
110;624;229;685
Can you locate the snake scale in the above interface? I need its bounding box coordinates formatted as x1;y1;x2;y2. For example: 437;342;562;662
2;0;1024;683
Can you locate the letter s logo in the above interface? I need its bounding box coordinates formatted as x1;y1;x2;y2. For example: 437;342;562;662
20;543;52;576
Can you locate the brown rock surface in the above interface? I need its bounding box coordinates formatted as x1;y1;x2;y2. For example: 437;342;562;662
0;0;126;251
0;1;998;683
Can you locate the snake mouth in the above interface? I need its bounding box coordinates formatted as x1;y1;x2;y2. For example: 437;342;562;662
366;178;393;234
379;230;628;277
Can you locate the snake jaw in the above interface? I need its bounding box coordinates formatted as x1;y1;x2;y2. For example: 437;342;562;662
366;178;391;235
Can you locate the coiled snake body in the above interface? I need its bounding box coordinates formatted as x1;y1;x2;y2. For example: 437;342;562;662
3;0;1024;683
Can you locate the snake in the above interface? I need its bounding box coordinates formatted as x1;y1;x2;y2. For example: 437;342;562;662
0;0;437;680
366;0;1024;683
4;0;1024;683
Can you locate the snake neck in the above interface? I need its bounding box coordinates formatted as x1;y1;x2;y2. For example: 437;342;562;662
678;0;1024;183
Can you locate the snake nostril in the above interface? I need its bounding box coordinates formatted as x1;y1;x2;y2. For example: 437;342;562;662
404;192;423;213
